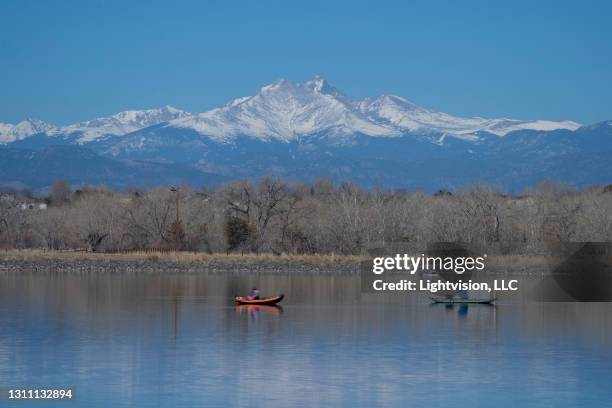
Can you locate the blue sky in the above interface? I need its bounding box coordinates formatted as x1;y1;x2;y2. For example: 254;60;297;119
1;0;611;125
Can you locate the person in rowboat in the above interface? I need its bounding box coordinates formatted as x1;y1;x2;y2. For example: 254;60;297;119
248;287;260;300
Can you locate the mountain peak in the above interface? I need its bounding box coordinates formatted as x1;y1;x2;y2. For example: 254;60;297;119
170;76;398;141
303;75;330;91
261;78;294;93
0;118;58;143
260;76;345;99
303;76;347;100
61;106;191;142
162;105;182;113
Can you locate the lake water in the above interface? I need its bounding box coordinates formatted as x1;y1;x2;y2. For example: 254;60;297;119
0;271;611;407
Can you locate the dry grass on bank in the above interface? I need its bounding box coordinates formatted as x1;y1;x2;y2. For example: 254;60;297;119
0;249;365;265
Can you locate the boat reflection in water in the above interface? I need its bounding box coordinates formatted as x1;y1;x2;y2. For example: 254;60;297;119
235;304;283;319
432;301;495;320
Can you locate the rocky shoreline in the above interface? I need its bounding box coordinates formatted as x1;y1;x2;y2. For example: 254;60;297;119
0;257;362;275
0;250;553;276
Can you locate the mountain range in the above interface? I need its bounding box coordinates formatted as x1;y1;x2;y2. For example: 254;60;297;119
1;76;610;192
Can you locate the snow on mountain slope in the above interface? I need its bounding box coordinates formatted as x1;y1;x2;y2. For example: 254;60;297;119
165;77;579;142
0;119;59;143
355;95;580;138
0;106;190;144
168;77;400;142
61;105;190;142
0;123;12;140
481;119;581;135
0;77;582;146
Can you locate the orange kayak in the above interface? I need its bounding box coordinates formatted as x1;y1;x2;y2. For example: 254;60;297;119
234;294;284;305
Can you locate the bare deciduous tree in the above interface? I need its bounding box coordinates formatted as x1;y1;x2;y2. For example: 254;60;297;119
50;180;71;206
0;179;610;255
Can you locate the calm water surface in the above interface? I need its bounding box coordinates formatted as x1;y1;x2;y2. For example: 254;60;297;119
0;272;611;407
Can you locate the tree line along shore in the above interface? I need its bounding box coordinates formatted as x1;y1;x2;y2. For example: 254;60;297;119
1;179;611;257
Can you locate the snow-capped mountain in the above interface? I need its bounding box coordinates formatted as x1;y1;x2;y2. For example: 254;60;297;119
355;95;580;139
164;76;579;142
3;76;609;192
60;105;191;142
0;106;190;145
169;77;398;142
0;119;58;144
0;76;581;145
